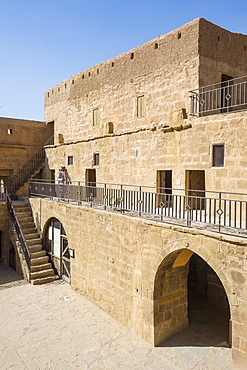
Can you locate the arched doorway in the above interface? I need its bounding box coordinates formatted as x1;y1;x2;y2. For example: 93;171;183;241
154;249;231;347
44;218;70;283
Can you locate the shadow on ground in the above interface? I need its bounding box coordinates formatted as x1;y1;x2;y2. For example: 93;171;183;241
0;263;24;287
159;291;230;348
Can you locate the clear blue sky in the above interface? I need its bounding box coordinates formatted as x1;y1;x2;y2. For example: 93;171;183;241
1;0;247;121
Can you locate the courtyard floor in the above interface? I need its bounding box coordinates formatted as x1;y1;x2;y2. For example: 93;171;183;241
0;264;241;369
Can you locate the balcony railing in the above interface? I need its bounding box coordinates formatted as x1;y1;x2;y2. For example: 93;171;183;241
29;180;247;239
189;76;247;116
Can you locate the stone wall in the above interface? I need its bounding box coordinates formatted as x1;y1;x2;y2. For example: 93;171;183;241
45;110;247;197
0;117;53;179
29;197;247;360
44;18;247;151
154;250;188;345
0;203;10;265
199;18;247;87
44;18;200;145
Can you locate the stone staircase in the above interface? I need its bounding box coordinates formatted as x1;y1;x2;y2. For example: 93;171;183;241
16;163;45;197
13;199;57;285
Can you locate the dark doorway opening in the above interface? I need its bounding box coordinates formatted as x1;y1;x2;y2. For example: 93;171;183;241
0;230;2;261
85;169;97;198
185;170;205;210
156;170;172;207
187;254;230;347
9;245;16;271
157;251;231;348
221;74;233;113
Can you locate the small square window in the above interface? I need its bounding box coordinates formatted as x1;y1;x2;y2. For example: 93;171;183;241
8;129;12;135
212;144;224;167
68;156;73;165
93;153;99;166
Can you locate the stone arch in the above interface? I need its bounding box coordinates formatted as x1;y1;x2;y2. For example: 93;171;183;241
150;239;235;310
152;243;232;347
42;216;70;283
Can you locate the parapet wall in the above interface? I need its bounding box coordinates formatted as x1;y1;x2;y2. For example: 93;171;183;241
44;18;200;144
44;18;247;147
199;18;247;86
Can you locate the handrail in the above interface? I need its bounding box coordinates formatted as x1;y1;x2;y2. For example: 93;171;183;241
29;180;247;239
189;75;247;116
7;135;54;194
6;193;31;271
31;179;247;198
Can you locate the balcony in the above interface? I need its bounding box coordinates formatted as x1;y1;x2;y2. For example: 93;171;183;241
189;76;247;117
29;180;247;239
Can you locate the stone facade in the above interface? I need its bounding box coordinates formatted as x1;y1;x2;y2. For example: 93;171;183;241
40;18;247;364
1;17;247;365
29;197;247;362
0;117;53;184
0;117;53;266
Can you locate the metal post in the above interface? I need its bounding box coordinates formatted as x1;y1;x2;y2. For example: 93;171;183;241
104;183;107;210
190;95;195;115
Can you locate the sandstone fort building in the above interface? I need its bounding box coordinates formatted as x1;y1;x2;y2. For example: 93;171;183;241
1;18;247;364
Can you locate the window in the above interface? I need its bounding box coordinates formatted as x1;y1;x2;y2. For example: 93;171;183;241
8;129;12;135
68;156;73;165
137;95;144;117
212;144;224;167
93;108;99;126
108;122;114;134
93;153;99;166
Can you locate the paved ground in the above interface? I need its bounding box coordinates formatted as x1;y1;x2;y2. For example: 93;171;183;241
0;264;241;369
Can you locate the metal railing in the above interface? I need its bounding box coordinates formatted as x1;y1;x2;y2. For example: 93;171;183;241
7;135;54;194
29;180;247;238
6;193;31;272
189;76;247;116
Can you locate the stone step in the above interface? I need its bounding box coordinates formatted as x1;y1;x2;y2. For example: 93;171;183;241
30;256;49;266
30;269;55;280
14;206;30;213
28;245;43;253
30;263;52;272
21;222;36;230
30;250;46;259
31;275;57;285
23;228;38;235
26;238;42;247
18;216;33;223
12;201;28;208
16;211;32;218
25;233;40;240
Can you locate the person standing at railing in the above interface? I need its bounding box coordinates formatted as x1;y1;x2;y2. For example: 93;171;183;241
57;165;72;199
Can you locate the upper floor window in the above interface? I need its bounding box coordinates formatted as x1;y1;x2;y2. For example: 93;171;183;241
68;156;73;166
93;153;99;166
137;95;144;117
93;108;99;126
212;144;224;167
